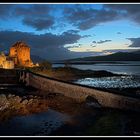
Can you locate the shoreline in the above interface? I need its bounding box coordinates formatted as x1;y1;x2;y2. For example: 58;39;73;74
34;66;123;82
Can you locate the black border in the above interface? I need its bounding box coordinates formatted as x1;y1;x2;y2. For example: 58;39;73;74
0;0;139;3
0;0;140;138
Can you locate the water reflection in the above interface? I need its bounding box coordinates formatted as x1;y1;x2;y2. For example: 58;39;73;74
0;109;70;136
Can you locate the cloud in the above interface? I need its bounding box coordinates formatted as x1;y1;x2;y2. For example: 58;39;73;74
64;7;121;30
14;5;51;17
92;41;96;43
104;4;140;25
66;29;80;34
0;4;15;19
66;45;81;49
91;40;111;45
127;38;140;47
90;45;96;47
97;40;112;44
1;4;140;31
0;30;83;60
82;35;92;38
0;4;55;31
15;5;55;30
23;17;54;31
117;32;122;34
64;4;140;30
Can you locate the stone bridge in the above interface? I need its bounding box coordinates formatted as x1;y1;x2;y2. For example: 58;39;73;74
18;70;140;112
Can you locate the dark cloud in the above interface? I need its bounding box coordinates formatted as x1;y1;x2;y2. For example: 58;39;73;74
92;41;96;43
64;4;140;30
82;35;92;38
0;4;15;19
0;4;55;31
127;38;140;47
1;4;140;31
15;5;55;30
92;40;111;45
64;29;80;34
23;18;54;31
66;45;80;49
97;40;112;44
117;32;122;34
0;30;82;48
64;7;120;30
104;4;140;14
104;4;140;25
0;30;83;60
14;5;51;17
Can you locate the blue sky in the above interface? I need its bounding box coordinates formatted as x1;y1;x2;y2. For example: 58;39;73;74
0;4;140;60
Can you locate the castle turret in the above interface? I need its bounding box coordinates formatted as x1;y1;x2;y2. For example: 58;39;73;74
9;41;34;67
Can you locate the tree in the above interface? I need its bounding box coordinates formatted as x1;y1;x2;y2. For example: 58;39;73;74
39;60;52;70
64;60;71;68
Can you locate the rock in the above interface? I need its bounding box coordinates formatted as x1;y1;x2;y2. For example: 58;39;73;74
28;99;34;104
22;96;27;100
21;99;28;105
0;94;10;111
29;95;34;98
7;94;12;98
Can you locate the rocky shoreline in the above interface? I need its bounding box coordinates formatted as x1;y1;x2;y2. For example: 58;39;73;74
0;93;49;122
0;87;85;123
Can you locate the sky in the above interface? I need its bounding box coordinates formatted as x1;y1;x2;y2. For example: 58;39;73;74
0;3;140;61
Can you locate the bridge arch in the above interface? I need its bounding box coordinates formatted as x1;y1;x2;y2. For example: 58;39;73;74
85;95;102;108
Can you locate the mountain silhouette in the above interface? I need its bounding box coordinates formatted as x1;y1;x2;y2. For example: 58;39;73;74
67;50;140;62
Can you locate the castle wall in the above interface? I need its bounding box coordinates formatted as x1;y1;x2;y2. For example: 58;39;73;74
9;47;17;57
0;54;6;66
17;46;31;65
3;60;14;69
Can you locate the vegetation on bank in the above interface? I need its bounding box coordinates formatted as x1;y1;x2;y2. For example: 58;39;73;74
26;60;122;81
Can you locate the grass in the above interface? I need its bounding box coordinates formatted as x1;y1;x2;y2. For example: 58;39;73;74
86;111;125;136
33;66;120;81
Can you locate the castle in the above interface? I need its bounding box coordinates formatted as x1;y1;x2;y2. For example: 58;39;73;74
0;41;38;69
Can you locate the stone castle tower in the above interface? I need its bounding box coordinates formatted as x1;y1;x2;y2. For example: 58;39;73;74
9;41;34;67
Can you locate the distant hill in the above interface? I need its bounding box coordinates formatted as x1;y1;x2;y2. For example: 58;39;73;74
31;55;45;63
66;50;140;62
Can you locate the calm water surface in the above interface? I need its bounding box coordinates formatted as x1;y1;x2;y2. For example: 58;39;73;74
0;109;70;136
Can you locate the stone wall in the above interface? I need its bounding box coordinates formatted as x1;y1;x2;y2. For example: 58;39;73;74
19;70;140;112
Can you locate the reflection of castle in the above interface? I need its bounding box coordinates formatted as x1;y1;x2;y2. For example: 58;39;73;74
0;41;38;69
